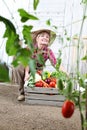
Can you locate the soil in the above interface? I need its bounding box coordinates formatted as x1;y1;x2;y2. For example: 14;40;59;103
0;83;81;130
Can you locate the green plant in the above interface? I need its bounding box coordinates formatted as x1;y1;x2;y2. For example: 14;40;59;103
56;1;87;130
0;1;40;79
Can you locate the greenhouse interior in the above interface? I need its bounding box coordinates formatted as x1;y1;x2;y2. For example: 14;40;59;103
0;0;87;130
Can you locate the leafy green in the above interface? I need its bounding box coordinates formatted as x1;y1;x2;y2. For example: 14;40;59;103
51;71;67;81
27;73;35;88
42;71;50;80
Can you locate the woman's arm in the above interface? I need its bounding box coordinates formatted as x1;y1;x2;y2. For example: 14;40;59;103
48;49;68;75
48;49;57;67
24;66;30;81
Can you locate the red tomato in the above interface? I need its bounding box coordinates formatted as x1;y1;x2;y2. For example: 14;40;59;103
35;81;43;87
62;100;75;118
50;78;56;84
49;81;56;88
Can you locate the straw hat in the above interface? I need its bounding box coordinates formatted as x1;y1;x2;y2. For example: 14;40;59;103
31;28;56;46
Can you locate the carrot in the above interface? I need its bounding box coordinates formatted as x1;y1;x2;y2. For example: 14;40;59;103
40;80;50;88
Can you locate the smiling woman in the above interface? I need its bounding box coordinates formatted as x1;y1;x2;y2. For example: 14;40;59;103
10;28;58;101
36;32;50;48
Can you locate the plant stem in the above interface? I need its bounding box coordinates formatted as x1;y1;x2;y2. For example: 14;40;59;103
76;4;87;130
85;77;87;130
78;90;84;130
77;5;86;74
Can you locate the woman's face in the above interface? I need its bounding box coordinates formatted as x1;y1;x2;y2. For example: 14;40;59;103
36;32;50;49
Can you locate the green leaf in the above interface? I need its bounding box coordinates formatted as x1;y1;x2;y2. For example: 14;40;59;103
18;9;39;22
65;80;73;99
6;32;20;55
29;59;36;78
50;71;58;78
55;59;61;70
64;29;67;35
22;25;33;44
17;48;32;57
81;91;86;99
66;37;71;41
37;54;45;65
78;77;85;88
22;25;33;49
57;79;64;90
12;48;32;67
81;0;87;4
12;59;19;67
67;80;73;93
46;19;51;26
42;71;50;80
0;63;9;82
81;55;87;60
0;16;16;36
33;0;39;10
0;16;20;56
52;25;58;30
55;50;62;71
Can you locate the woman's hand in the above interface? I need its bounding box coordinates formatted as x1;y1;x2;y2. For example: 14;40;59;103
24;66;30;81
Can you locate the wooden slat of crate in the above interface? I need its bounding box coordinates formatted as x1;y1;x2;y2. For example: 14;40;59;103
24;86;59;94
24;87;65;107
25;93;65;101
25;99;64;107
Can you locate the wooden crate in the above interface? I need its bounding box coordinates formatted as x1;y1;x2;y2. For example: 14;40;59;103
24;86;65;107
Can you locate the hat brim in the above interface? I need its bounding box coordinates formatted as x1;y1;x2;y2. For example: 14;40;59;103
31;29;56;46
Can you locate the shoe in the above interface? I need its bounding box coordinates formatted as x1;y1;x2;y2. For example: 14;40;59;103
17;95;25;101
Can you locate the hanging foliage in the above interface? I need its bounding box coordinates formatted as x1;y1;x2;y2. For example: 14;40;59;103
33;0;40;10
0;7;39;80
18;9;39;22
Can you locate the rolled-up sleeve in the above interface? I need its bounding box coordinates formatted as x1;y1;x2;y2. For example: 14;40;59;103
48;49;56;66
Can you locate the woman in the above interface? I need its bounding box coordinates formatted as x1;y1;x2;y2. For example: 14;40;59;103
24;29;57;82
11;28;64;101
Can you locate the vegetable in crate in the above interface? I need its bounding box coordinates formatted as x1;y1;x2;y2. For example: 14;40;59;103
49;81;56;88
35;80;43;87
26;74;35;88
42;71;51;80
35;80;49;88
44;78;51;84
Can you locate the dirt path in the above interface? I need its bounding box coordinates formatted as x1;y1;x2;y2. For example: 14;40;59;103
0;84;81;130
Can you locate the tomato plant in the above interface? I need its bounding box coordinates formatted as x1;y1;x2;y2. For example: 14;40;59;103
61;100;75;118
50;77;56;84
